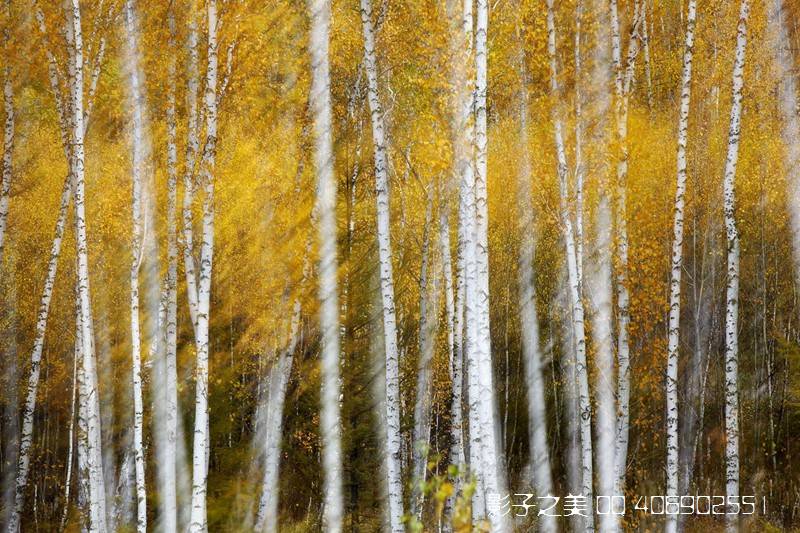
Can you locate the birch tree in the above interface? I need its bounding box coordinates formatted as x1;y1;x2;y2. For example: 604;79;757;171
472;0;509;528
123;0;149;528
66;1;108;528
722;0;750;528
463;134;485;520
358;0;404;527
189;0;219;528
665;2;697;531
545;1;593;526
74;293;90;530
183;6;202;337
307;0;344;528
588;2;620;529
445;0;471;509
573;0;585;289
9;3;109;525
158;4;180;530
610;0;642;496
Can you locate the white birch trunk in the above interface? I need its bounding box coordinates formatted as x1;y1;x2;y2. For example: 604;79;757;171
473;0;508;529
610;0;642;497
178;15;202;526
357;0;404;527
462;140;485;521
307;0;344;528
665;2;696;531
588;196;617;533
573;0;585;290
10;6;111;527
444;0;471;510
75;303;90;530
453;4;478;512
68;1;108;528
123;1;149;529
189;1;219;529
589;1;617;529
158;6;180;531
183;10;202;336
722;1;750;529
459;3;485;519
546;2;593;527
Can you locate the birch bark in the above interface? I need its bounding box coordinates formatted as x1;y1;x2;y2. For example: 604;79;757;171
123;1;149;529
589;1;617;529
183;8;201;336
189;0;219;529
473;0;508;528
573;0;585;289
10;3;110;524
665;2;696;531
307;0;344;528
357;0;404;527
75;300;90;530
588;198;617;533
158;4;180;530
68;1;108;528
445;0;471;508
546;1;593;527
178;12;202;525
610;0;642;496
722;1;750;529
462;136;485;520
